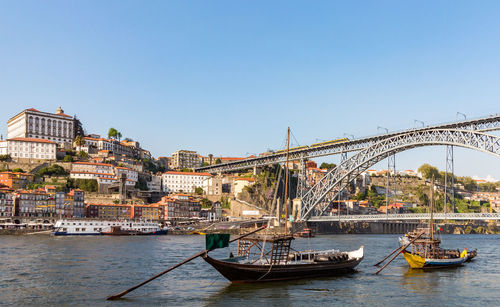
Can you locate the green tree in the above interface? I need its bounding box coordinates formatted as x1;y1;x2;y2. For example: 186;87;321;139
135;177;148;191
108;128;118;140
458;176;478;192
77;151;88;158
12;168;24;173
320;162;336;170
201;162;209;166
200;198;212;208
74;135;85;147
0;154;11;161
63;155;74;162
195;187;204;195
417;164;441;180
215;158;222;164
117;132;122;141
37;164;67;177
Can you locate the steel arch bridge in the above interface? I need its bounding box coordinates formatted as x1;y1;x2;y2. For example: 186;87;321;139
299;129;500;221
196;115;500;173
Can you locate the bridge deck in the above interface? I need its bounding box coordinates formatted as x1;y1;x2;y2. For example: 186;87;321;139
307;213;500;222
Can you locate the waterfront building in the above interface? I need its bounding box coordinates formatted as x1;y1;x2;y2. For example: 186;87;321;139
86;203;132;219
3;137;57;162
18;190;36;217
7;107;75;146
171;150;200;170
161;171;212;193
0;172;34;189
132;204;159;220
0;189;15;217
162;194;201;220
68;189;85;218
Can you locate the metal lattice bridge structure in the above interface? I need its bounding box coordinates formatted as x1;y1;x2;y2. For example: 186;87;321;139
195;115;500;222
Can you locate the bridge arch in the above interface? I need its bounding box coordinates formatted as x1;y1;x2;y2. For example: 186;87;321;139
299;129;500;220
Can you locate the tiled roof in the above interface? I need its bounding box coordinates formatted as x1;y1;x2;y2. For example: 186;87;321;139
164;171;212;176
8;137;57;144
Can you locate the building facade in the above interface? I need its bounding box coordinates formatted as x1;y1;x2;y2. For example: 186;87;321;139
171;150;200;169
4;138;57;162
162;171;212;193
7;107;75;146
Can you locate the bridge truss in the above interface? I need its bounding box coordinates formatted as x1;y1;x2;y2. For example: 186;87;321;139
299;129;500;220
196;115;500;173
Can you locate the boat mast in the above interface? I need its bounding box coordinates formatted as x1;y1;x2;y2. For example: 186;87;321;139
284;127;290;234
430;175;435;241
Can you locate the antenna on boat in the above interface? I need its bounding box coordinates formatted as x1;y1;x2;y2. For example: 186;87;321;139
284;127;290;234
430;175;435;241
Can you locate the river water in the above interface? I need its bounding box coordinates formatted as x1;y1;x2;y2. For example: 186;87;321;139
0;234;498;306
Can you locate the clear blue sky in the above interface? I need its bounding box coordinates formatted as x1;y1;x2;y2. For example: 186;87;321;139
1;1;499;180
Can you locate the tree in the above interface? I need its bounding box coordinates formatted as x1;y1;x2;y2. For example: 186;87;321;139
108;128;118;140
77;151;88;158
37;164;67;177
200;198;212;208
64;155;74;162
12;168;24;173
215;158;222;164
74;135;85;147
117;132;122;141
0;154;11;161
202;162;209;166
195;187;204;195
417;164;441;180
320;162;336;170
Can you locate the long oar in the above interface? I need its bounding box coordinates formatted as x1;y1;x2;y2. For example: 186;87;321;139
374;231;425;275
106;225;266;300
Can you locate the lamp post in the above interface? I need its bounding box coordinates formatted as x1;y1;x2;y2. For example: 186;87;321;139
457;112;466;120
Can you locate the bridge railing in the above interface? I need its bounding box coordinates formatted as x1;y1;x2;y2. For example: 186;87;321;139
307;212;500;222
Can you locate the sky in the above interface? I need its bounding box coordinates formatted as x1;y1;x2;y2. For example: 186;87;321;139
1;1;500;180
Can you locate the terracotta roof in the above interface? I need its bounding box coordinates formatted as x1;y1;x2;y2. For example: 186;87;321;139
27;108;41;112
71;171;115;176
164;171;212;176
73;162;113;167
7;137;57;144
235;177;255;182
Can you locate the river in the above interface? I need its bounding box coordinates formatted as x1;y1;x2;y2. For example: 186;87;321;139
0;234;498;306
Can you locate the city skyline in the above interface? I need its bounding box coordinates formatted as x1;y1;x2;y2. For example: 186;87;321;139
1;1;500;179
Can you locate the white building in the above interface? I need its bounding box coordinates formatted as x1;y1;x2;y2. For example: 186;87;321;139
3;138;57;162
7;107;75;146
162;171;212;193
115;166;138;184
233;177;255;197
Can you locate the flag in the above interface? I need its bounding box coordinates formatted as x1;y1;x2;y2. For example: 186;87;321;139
206;234;230;250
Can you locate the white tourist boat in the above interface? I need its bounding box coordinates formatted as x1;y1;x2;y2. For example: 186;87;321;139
53;219;168;236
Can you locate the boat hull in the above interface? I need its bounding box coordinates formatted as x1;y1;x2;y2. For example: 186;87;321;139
202;255;363;283
402;250;467;269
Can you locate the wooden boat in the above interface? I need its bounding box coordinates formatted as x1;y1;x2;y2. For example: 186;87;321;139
202;128;363;282
400;177;475;269
202;234;363;282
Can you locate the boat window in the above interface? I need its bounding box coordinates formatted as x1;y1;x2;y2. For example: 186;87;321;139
62;228;67;231
82;228;86;231
73;223;76;225
90;223;93;225
61;223;65;225
76;228;79;231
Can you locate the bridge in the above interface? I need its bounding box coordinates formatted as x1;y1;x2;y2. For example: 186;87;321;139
196;115;500;173
195;114;500;222
308;212;500;222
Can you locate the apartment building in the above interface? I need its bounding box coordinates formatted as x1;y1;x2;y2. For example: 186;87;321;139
162;171;212;193
170;150;200;169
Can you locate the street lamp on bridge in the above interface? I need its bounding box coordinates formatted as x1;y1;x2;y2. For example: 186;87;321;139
457;112;467;120
414;119;425;128
377;126;392;220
